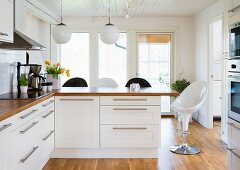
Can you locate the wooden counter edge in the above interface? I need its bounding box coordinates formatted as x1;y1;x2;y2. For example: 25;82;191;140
0;90;178;122
0;93;55;122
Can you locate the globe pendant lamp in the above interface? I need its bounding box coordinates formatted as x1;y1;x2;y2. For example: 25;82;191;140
100;0;119;44
52;0;71;44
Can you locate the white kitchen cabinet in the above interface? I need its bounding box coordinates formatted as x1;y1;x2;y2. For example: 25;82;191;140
0;97;55;170
228;149;240;170
55;96;99;148
7;114;42;170
100;125;160;148
100;96;161;149
0;0;13;42
38;107;55;169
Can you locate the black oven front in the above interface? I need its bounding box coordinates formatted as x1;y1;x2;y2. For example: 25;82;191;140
228;73;240;123
230;22;240;59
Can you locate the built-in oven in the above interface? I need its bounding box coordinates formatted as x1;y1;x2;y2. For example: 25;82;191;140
230;22;240;59
228;60;240;123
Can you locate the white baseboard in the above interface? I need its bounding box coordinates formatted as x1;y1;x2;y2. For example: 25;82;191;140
51;148;159;158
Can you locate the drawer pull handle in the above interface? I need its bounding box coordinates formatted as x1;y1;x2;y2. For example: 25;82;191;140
60;99;94;101
20;121;38;134
43;130;54;141
0;123;12;131
20;109;38;119
113;108;147;111
0;32;8;36
112;127;147;130
42;110;54;118
113;99;147;101
227;148;240;159
20;146;38;163
42;100;54;107
227;122;240;131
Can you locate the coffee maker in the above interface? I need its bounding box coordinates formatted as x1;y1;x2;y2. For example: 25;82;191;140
29;65;45;90
17;52;45;92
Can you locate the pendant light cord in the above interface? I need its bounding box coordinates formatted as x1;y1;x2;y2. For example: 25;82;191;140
60;0;63;23
108;0;111;24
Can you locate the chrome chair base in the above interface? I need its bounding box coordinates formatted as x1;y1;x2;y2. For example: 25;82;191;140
170;145;200;155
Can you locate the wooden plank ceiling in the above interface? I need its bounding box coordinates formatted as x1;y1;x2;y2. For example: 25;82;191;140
36;0;217;17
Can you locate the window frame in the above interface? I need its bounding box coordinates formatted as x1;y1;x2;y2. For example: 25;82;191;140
136;32;174;85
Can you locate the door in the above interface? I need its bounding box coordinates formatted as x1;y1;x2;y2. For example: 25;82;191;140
208;16;223;129
137;33;172;115
55;96;99;148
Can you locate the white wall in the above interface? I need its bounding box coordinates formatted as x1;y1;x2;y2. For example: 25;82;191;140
193;0;224;128
0;15;53;95
60;16;195;86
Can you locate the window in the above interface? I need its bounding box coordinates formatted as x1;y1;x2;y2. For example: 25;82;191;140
98;33;127;86
60;33;89;85
137;33;172;113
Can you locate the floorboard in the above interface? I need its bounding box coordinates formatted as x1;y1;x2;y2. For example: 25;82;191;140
43;118;227;170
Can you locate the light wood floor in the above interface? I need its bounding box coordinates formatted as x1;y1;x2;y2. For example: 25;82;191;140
43;118;227;170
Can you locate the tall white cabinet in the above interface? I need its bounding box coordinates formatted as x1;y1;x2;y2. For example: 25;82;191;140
55;96;99;148
0;0;13;42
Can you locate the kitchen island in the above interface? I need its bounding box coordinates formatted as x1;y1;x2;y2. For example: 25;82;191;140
0;87;178;167
53;87;178;158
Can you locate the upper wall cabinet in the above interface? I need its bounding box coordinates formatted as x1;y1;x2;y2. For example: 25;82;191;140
0;0;13;42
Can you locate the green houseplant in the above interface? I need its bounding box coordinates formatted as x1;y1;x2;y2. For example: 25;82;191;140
171;79;190;93
19;75;29;93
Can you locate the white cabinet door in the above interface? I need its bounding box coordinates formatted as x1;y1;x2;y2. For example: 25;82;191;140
0;0;13;42
55;96;99;148
213;81;222;117
38;107;55;168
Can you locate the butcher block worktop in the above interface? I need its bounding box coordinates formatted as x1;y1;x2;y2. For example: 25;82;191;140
0;87;178;122
54;87;179;96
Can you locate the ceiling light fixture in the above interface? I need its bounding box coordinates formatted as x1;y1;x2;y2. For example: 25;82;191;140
100;0;120;44
124;0;133;19
52;0;72;44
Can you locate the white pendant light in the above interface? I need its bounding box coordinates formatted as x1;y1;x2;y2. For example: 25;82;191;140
100;0;119;44
52;0;71;44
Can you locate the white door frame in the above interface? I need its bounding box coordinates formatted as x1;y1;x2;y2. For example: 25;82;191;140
208;14;223;129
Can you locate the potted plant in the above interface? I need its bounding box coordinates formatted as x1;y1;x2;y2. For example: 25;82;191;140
44;60;70;89
170;79;190;93
19;75;29;93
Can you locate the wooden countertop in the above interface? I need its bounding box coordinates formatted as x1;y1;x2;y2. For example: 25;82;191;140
54;87;179;96
0;93;55;122
0;87;178;122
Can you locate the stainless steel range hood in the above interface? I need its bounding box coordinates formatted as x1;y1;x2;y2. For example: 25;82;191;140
0;30;45;50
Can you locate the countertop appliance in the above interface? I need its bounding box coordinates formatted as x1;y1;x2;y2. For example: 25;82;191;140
0;91;49;100
229;21;240;59
228;60;240;123
29;65;45;90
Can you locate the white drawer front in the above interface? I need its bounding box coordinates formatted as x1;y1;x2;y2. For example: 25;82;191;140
7;114;42;170
100;125;160;148
100;96;161;106
100;106;160;125
0;115;17;134
228;120;240;151
228;149;240;170
40;97;55;112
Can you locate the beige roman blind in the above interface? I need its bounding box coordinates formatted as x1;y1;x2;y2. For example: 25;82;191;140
138;34;171;43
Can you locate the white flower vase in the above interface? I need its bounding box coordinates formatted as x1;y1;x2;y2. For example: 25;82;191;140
46;74;61;90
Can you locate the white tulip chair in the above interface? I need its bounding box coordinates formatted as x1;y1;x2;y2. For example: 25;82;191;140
96;78;118;88
170;81;208;155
